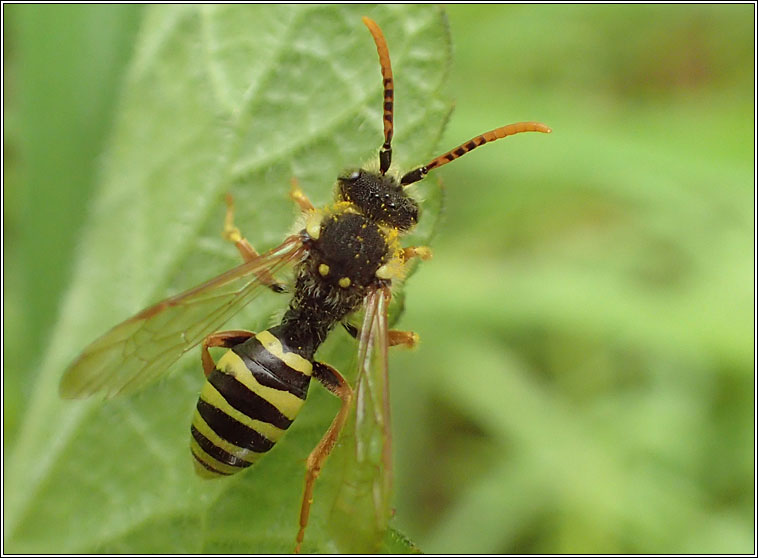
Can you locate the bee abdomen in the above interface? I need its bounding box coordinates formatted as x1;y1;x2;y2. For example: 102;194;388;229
190;330;314;478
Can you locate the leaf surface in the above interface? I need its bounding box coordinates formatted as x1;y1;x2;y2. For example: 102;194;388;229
4;5;450;553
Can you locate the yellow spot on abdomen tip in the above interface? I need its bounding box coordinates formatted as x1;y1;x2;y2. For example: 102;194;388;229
319;263;330;276
338;277;351;288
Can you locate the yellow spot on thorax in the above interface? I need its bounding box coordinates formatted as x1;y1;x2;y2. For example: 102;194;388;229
375;264;393;280
306;212;324;240
373;223;408;281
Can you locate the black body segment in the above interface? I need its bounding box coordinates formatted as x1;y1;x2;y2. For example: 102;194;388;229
206;371;293;430
191;425;255;467
315;212;389;287
233;335;311;399
195;399;277;452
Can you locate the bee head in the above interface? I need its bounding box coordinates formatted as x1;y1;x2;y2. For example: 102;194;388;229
337;169;419;231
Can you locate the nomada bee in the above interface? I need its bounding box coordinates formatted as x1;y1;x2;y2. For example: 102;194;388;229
60;16;551;552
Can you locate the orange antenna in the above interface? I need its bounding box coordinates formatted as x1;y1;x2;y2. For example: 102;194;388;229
400;121;552;185
363;16;395;175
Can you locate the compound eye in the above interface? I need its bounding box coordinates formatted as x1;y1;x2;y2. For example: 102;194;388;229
348;170;361;181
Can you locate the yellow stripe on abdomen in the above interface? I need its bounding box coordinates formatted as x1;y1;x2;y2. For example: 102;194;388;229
216;350;306;420
192;410;262;464
255;330;313;376
190;437;249;477
198;381;286;443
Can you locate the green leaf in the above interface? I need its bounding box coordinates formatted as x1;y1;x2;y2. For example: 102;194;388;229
3;4;142;446
4;5;450;553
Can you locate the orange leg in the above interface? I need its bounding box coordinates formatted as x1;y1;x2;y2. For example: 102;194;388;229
289;177;315;213
223;193;286;292
342;323;419;349
402;245;432;263
200;330;255;377
388;329;420;348
295;362;353;553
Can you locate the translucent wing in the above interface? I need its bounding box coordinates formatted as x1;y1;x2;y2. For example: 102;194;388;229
330;285;393;552
60;235;305;399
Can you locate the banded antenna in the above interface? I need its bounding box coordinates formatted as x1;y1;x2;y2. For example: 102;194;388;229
363;17;395;175
401;121;552;186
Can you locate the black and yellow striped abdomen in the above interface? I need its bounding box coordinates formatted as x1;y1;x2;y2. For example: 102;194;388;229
191;330;314;478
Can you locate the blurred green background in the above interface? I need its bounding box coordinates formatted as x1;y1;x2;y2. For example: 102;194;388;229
3;4;754;554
